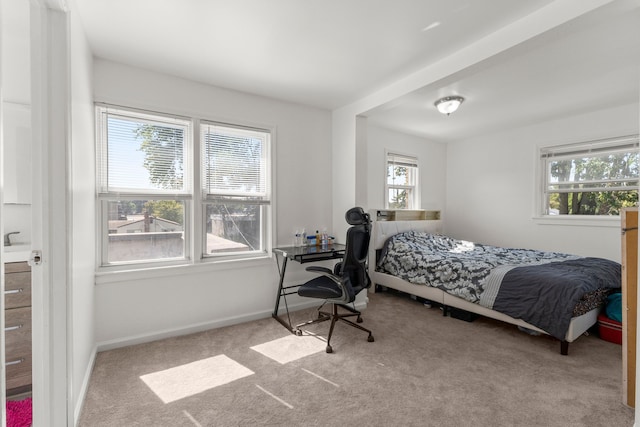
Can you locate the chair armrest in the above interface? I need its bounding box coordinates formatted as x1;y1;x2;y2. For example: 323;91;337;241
305;266;333;275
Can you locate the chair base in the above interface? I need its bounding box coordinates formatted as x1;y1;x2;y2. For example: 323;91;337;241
295;303;374;353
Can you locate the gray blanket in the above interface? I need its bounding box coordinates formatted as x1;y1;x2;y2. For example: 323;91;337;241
489;257;621;339
378;231;621;339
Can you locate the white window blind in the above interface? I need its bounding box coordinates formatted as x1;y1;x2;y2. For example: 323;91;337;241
539;134;639;215
541;135;639;193
201;122;270;202
97;106;191;195
95;105;274;268
387;153;419;170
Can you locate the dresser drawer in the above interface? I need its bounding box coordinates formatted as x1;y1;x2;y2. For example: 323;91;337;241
4;262;32;395
5;307;31;356
4;270;31;309
5;353;32;391
5;261;30;274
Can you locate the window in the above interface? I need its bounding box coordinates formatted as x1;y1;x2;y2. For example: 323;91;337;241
540;135;639;216
201;122;270;258
96;105;272;268
385;152;418;209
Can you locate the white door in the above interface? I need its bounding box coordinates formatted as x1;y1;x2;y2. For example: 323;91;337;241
2;1;68;426
30;3;70;426
1;2;6;425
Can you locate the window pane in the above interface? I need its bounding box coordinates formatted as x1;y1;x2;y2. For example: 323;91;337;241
387;188;411;209
548;151;638;183
542;135;639;216
202;123;269;198
106;199;185;263
205;203;264;256
386;152;418;209
545;190;638;215
100;109;190;193
387;165;410;185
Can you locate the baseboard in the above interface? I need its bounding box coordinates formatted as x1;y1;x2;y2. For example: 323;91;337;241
95;298;368;352
74;346;98;427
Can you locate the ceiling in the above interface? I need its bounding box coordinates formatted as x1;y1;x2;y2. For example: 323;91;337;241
74;0;640;142
366;1;640;142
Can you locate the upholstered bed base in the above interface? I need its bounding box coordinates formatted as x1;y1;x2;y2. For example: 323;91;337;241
367;219;600;355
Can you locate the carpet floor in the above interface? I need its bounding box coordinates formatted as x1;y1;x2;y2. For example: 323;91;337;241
78;290;634;426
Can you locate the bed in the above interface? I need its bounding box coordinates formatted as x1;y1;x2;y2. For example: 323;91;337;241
368;218;622;355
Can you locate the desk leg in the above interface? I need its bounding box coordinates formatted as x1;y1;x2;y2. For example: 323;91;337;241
272;255;295;333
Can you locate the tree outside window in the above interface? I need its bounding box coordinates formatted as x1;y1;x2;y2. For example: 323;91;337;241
386;152;418;209
542;135;639;215
96;105;272;268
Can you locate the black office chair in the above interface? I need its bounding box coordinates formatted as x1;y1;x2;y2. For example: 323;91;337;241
296;207;375;353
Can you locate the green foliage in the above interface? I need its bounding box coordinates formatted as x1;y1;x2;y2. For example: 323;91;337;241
135;124;184;190
548;151;638;215
120;201;137;217
388;165;410;208
389;189;408;209
144;200;184;224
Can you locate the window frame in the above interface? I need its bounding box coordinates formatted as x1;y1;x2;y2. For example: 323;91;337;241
95;104;274;271
200;120;272;260
384;150;419;210
537;134;639;220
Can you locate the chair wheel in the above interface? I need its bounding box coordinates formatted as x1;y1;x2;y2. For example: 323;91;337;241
295;329;303;336
326;345;333;353
357;316;363;323
368;335;374;343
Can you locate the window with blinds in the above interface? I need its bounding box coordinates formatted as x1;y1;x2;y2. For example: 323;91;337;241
201;122;269;200
385;152;419;209
540;135;639;215
96;106;191;266
95;105;273;268
97;107;191;194
200;122;271;257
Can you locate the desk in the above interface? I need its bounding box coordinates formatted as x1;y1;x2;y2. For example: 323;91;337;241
272;244;346;333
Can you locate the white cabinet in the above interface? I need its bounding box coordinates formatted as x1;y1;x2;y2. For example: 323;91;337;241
2;102;31;204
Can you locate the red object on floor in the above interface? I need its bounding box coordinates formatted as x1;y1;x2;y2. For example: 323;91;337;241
598;313;622;345
6;397;32;427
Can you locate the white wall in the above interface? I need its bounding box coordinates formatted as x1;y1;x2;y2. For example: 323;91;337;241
366;124;447;213
92;60;334;347
2;0;31;245
445;102;639;262
69;1;96;422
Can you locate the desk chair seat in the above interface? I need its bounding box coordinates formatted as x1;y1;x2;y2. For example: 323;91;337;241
296;207;374;353
297;275;343;300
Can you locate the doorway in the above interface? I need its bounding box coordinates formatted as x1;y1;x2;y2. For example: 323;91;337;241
2;0;68;425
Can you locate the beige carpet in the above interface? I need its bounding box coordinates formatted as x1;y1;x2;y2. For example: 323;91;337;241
79;290;634;426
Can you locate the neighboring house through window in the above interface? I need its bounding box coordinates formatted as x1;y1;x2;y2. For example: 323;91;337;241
385;151;419;209
539;135;639;216
96;105;272;269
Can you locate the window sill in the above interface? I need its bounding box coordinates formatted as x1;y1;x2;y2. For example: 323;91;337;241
532;215;621;228
95;254;273;285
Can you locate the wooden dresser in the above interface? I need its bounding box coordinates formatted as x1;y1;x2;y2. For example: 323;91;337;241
622;207;638;408
4;261;32;395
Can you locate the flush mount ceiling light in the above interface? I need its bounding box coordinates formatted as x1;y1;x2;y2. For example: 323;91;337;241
434;96;464;115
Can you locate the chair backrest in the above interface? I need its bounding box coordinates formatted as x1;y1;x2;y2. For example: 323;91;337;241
340;207;372;302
